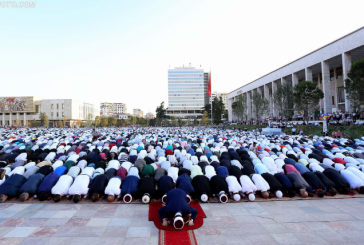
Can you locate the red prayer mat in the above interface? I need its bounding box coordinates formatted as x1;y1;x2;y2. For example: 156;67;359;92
159;230;198;245
149;200;206;231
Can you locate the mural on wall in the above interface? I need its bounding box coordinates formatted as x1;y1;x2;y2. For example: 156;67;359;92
0;97;34;112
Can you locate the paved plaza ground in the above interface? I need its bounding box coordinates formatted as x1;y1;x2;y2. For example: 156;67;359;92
0;198;364;244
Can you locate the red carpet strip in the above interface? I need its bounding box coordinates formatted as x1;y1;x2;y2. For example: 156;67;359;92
149;200;206;231
159;230;198;245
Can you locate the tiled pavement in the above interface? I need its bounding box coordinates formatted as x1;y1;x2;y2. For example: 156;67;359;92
1;199;364;244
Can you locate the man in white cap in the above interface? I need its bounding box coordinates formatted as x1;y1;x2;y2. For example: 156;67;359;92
158;189;197;229
225;175;242;201
239;175;257;201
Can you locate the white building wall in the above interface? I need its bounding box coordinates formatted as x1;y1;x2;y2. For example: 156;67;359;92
228;27;364;120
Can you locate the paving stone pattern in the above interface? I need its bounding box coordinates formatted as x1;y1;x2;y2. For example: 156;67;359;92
1;198;364;244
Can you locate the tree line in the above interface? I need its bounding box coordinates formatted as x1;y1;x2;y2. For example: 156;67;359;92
154;97;227;126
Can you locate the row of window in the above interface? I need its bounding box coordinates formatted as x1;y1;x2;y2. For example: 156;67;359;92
169;81;205;84
168;78;203;80
168;93;203;96
51;112;65;117
51;104;65;110
169;90;204;94
312;66;344;83
168;71;203;73
168;74;203;77
169;104;201;107
169;97;204;101
168;84;203;87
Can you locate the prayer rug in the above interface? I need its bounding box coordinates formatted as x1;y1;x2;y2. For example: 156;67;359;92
149;200;206;231
159;230;198;245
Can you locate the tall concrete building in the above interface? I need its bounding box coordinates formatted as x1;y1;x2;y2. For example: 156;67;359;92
133;109;143;118
228;26;364;121
0;97;99;127
100;102;127;117
166;64;207;118
204;72;209;106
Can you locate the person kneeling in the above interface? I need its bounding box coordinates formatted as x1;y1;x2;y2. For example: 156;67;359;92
158;189;197;229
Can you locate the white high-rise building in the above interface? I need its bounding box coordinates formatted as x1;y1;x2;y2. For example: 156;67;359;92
166;64;206;118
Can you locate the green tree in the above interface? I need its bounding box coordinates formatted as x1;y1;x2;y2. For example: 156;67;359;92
58;120;64;128
212;97;224;124
32;119;38;127
273;82;294;119
178;117;183;126
94;116;101;127
40;112;49;127
345;57;364;111
112;117;117;126
156;102;166;120
293;81;324;130
252;91;269;121
193;118;198;126
170;116;177;126
232;94;247;122
87;113;93;127
203;103;211;118
201;111;209;126
100;117;108;127
129;116;136;126
80;122;85;128
107;117;114;126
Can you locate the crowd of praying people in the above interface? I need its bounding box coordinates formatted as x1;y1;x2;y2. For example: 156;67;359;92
1;127;364;206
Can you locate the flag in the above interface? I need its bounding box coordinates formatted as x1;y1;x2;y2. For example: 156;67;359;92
208;72;211;97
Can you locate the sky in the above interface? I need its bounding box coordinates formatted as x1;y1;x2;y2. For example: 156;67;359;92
1;0;364;116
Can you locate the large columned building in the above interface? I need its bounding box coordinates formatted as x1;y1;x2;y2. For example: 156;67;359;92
228;26;364;121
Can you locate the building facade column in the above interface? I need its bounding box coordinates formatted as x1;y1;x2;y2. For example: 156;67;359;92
292;73;299;87
247;91;252;120
322;60;332;113
2;114;4;126
228;98;233;122
23;113;26;126
16;113;19;126
272;80;278;117
342;52;352;112
9;113;12;126
264;84;271;116
305;67;313;81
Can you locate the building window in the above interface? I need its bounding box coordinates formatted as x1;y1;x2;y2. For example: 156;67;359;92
337;86;345;103
332;96;335;105
35;105;41;113
51;112;53;117
336;66;343;79
62;103;64;109
62;112;64;117
57;112;59;117
330;69;334;81
51;104;53;110
57;104;59;109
